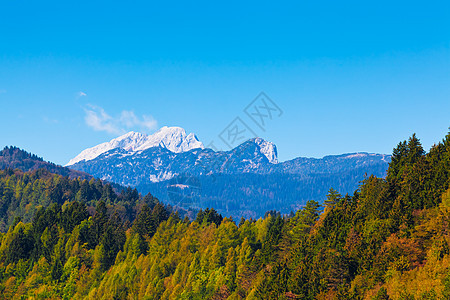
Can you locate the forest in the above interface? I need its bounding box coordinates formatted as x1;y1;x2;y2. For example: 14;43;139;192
1;132;450;299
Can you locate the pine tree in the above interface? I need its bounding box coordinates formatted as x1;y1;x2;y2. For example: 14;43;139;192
324;188;341;212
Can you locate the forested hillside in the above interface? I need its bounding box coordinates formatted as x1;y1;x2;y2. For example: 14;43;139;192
139;162;389;219
0;147;91;180
0;167;160;231
1;132;450;299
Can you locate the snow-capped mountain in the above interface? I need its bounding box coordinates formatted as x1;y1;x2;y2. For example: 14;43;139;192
66;126;204;166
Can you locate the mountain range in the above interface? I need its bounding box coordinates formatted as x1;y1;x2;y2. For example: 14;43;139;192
66;126;205;166
67;126;391;218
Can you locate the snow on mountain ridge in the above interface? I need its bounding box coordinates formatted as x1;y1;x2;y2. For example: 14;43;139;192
135;126;203;153
251;137;278;164
66;126;204;166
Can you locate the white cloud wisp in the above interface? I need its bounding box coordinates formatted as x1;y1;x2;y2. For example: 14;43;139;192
84;104;157;134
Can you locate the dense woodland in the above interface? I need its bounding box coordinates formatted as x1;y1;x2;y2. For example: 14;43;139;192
0;167;163;231
0;147;91;180
140;165;389;220
1;132;450;299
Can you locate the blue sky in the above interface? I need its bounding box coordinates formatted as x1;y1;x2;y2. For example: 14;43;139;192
0;0;449;165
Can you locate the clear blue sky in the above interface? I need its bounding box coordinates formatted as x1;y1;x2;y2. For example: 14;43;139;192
1;0;449;165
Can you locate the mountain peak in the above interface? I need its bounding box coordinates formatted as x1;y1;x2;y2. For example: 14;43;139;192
66;126;204;166
135;126;203;153
250;137;278;164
